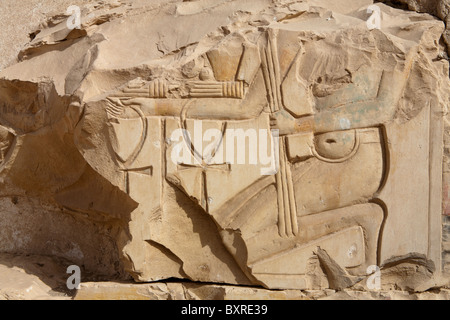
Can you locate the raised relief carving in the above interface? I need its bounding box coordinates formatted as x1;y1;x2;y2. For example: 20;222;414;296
0;0;446;292
98;24;408;289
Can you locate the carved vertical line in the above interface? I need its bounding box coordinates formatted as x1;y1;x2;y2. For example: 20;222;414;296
125;171;130;195
370;198;388;267
428;99;443;272
265;45;280;112
262;33;289;237
156;80;160;97
222;82;226;97
268;29;283;111
260;45;275;112
285;151;298;236
276;168;287;238
279;138;293;237
161;118;166;210
163;82;168;98
150;81;155;97
203;169;209;213
269;29;298;237
260;32;298;238
373;126;390;266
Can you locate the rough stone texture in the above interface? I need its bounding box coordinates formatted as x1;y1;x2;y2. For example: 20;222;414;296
0;0;449;299
74;281;450;300
380;0;450;277
0;0;114;71
3;253;448;300
444;216;450;273
379;0;450;276
379;0;449;20
0;253;72;300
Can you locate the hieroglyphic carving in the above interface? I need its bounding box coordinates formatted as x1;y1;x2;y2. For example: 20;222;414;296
111;68;246;100
260;29;299;238
98;24;402;288
41;0;448;289
0;0;446;292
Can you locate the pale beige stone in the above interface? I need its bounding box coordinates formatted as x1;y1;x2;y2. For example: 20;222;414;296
0;253;72;300
0;0;449;297
74;280;450;300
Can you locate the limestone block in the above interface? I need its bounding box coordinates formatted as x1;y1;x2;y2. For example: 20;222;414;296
0;0;448;294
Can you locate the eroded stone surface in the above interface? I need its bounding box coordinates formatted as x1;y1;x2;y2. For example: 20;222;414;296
380;0;450;279
0;253;72;300
0;0;449;295
74;281;450;300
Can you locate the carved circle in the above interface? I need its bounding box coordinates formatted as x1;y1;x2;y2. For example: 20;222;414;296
312;130;360;163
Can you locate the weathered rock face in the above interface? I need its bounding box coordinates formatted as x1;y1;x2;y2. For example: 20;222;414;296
0;0;449;292
381;0;449;20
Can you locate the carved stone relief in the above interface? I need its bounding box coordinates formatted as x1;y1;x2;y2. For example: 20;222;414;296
0;0;448;292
